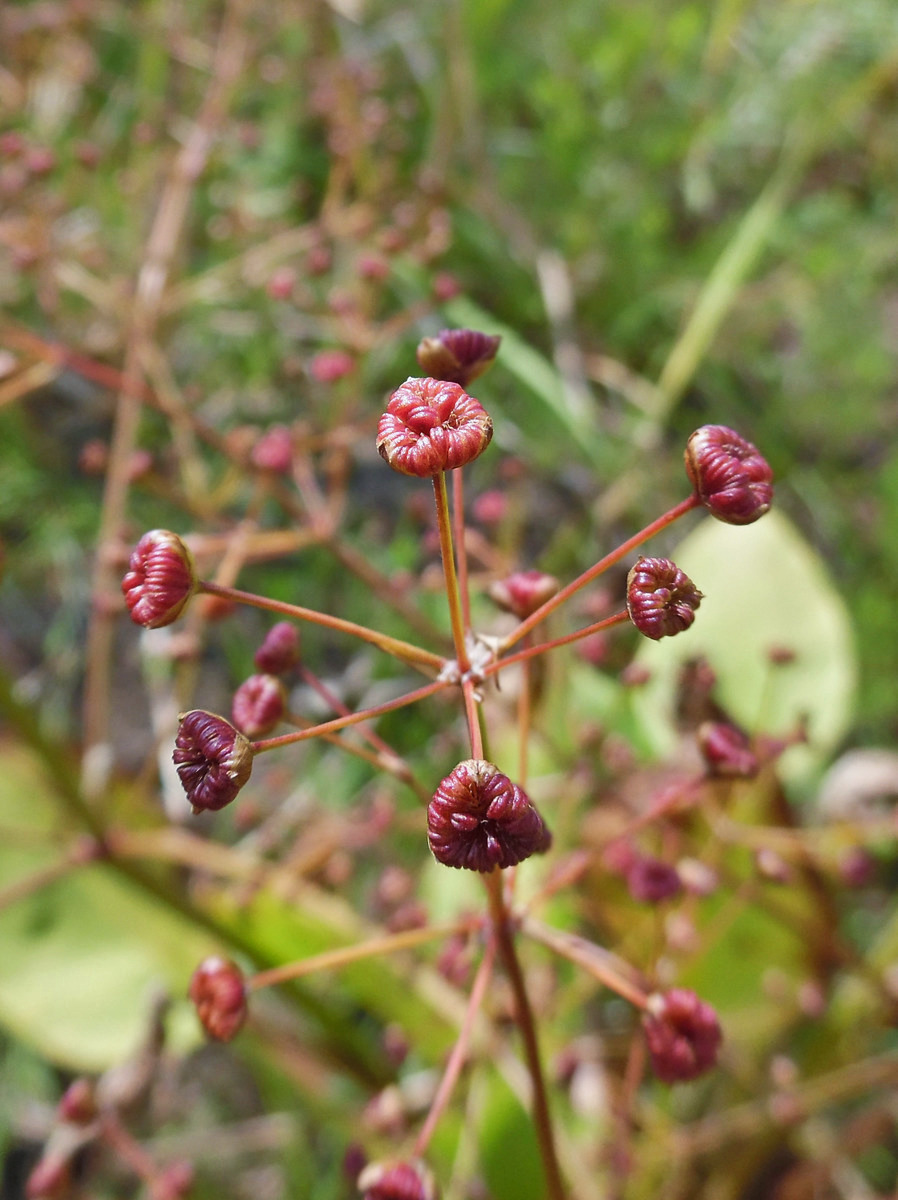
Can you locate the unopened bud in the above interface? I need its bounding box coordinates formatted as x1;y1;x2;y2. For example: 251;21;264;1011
357;1159;437;1200
627;557;702;640
122;530;197;628
697;721;759;778
626;854;682;903
188;957;248;1041
377;378;493;477
57;1078;97;1125
415;328;501;387
684;425;773;525
428;759;551;872
254;621;301;674
643;988;722;1083
251;425;293;473
173;711;254;813
489;569;560;619
232;674;286;737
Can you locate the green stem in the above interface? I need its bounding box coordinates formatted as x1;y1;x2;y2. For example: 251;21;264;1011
432;472;471;674
199;580;444;672
499;494;701;653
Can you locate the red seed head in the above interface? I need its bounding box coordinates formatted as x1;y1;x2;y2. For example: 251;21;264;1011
376;378;493;477
310;349;356;383
684;425;773;525
251;424;294;473
357;1160;437;1200
188;956;248;1042
489;569;561;619
626;854;682;903
415;328;501;387
173;711;254;813
627;557;702;640
254;621;301;674
232;674;286;737
57;1078;97;1125
122;530;197;628
428;759;551;872
697;721;759;778
643;988;722;1083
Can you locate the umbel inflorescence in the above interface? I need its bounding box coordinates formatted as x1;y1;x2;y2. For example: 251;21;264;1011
121;326;773;1197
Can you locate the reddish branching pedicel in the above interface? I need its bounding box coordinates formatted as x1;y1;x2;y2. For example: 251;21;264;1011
626;556;703;640
643;988;722;1083
698;721;759;779
489;569;560;619
121;529;197;628
415;327;501;387
173;710;254;813
254;620;301;674
685;425;773;526
376;377;493;477
188;957;248;1042
232;673;286;737
357;1160;437;1200
428;759;551;872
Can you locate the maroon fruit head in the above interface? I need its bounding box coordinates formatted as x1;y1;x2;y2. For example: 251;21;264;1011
627;557;702;640
376;377;493;477
643;988;722;1083
173;711;254;813
415;327;501;387
121;529;197;628
188;956;248;1042
684;425;773;525
357;1160;437;1200
232;674;286;738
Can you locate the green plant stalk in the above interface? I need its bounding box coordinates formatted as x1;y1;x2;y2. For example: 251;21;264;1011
499;494;700;654
432;471;472;675
485;871;566;1200
199;580;444;671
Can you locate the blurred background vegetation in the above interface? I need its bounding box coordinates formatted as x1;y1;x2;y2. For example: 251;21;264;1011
2;1;898;1198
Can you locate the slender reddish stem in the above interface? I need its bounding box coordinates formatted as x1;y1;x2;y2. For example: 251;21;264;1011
523;916;649;1010
252;679;448;753
485;873;566;1200
199;580;444;671
499;493;701;653
486;610;631;678
432;472;471;674
414;936;497;1157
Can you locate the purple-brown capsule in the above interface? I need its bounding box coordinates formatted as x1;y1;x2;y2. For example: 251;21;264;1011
626;853;682;903
357;1159;437;1200
121;529;197;628
643;988;722;1083
697;721;759;779
489;569;561;619
173;710;254;813
627;557;702;640
232;674;286;737
376;377;493;477
427;759;551;872
684;425;773;525
415;327;501;387
254;620;301;674
188;956;248;1042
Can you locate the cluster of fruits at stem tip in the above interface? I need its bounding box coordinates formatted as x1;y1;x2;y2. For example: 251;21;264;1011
119;326;774;1200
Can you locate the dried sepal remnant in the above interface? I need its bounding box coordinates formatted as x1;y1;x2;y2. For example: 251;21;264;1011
627;557;703;640
173;710;254;813
685;425;773;526
231;674;286;737
415;327;501;387
357;1159;438;1200
643;988;722;1083
121;529;197;628
188;957;248;1042
428;759;551;872
376;377;493;476
489;569;560;619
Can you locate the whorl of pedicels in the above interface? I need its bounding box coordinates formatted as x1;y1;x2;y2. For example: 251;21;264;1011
121;529;197;628
643;988;722;1083
488;568;561;619
231;674;286;738
188;957;248;1042
626;556;703;640
357;1159;438;1200
376;377;493;477
427;759;551;872
415;327;501;387
684;425;773;525
173;710;254;813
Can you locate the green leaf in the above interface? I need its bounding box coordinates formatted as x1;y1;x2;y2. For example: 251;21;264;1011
630;510;857;777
